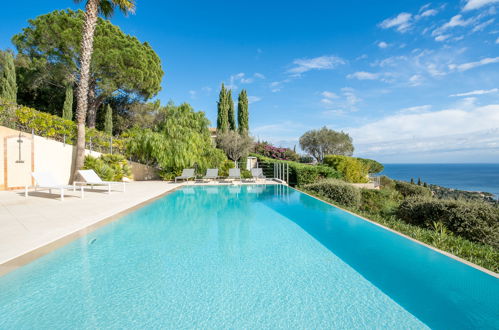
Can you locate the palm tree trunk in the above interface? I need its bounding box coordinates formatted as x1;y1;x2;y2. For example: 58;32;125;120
86;83;97;128
73;0;99;178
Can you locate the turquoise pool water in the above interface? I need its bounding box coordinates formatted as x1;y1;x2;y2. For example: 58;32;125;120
0;185;497;329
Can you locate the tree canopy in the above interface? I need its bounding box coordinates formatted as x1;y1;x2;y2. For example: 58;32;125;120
0;50;17;102
299;126;354;162
12;9;163;126
216;83;229;132
237;89;249;134
216;130;253;163
125;101;226;175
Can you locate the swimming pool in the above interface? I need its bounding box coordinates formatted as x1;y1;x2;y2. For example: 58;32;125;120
0;185;497;329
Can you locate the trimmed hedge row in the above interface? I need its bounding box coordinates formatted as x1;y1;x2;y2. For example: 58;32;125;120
253;154;341;186
0;100;125;153
397;196;499;248
303;179;361;207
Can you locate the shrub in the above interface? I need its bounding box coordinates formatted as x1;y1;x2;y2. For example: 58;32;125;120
397;197;499;247
299;155;314;163
303;179;361;207
253;154;341;186
359;188;402;215
357;157;384;173
83;154;131;182
219;160;235;177
241;169;252;179
395;180;432;198
253;141;300;161
323;155;368;183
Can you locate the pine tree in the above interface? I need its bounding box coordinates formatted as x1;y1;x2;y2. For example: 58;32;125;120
237;89;249;135
0;50;17;102
217;83;229;132
104;104;113;135
227;89;236;130
62;85;73;120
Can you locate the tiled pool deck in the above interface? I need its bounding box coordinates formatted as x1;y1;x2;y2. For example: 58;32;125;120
0;180;277;275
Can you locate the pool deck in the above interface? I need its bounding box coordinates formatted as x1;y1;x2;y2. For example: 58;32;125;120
0;179;278;275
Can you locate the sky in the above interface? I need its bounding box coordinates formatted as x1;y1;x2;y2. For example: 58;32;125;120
1;0;498;163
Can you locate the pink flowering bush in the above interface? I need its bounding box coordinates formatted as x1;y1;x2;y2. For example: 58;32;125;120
253;142;299;161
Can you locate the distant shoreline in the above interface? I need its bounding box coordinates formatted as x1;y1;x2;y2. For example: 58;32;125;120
380;163;499;199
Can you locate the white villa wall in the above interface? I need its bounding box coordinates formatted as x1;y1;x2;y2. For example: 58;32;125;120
1;125;159;190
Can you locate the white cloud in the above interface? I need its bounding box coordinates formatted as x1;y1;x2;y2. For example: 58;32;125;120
347;71;379;80
496;37;499;44
287;55;346;75
347;103;499;159
440;14;475;31
435;34;451;41
448;56;499;71
321;98;334;105
321;91;339;99
225;72;263;89
319;87;361;112
248;96;261;104
378;41;389;48
463;0;499;11
379;12;412;32
201;86;212;93
472;18;495;32
398;105;432;114
420;9;438;17
450;88;499;96
188;90;196;99
409;74;425;86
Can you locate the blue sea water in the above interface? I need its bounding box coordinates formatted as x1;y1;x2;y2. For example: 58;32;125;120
381;163;499;198
0;185;498;329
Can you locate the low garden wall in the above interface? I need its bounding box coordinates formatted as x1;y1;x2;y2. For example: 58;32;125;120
0;125;158;190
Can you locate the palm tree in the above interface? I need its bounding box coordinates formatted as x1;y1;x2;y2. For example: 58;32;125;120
73;0;135;177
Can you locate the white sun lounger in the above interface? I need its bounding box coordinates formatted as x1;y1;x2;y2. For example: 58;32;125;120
203;168;219;182
74;169;126;193
228;168;241;181
250;168;266;182
175;169;195;183
26;172;85;201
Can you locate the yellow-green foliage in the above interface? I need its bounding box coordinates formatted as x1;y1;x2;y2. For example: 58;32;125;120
0;100;124;153
84;154;131;181
219;160;235;177
323;155;369;183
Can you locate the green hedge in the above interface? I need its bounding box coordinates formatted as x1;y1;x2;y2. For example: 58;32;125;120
253;154;341;186
397;197;499;248
0;99;124;154
395;180;432;198
359;188;402;215
303;179;361;207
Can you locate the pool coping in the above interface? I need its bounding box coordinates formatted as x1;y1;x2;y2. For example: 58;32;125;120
290;186;499;279
0;186;182;277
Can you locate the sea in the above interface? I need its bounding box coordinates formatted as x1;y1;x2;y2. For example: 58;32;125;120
381;164;499;199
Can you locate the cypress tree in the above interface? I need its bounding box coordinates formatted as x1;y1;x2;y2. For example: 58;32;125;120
0;50;17;102
417;177;422;186
104;104;113;135
62;85;73;120
410;178;414;184
227;89;236;131
237;89;249;135
217;83;229;132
